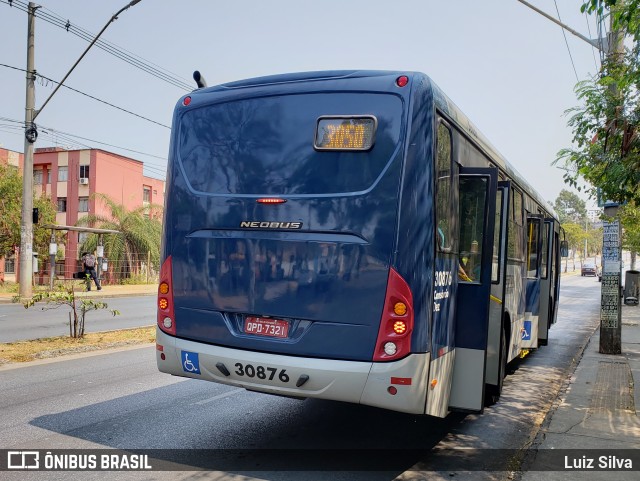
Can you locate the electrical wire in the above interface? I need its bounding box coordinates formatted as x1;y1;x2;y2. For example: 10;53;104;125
584;8;601;71
37;72;171;129
1;0;194;91
0;115;168;178
596;8;607;65
553;0;579;82
0;63;171;129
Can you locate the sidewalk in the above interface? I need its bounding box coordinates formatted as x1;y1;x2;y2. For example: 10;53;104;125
521;301;640;478
0;283;157;304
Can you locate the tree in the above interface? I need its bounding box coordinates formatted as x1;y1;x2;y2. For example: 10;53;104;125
20;284;119;338
557;1;640;204
588;226;604;257
0;163;59;259
619;203;640;268
75;193;162;281
553;189;588;224
563;223;587;270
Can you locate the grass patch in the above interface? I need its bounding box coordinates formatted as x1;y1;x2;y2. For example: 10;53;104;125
0;326;155;364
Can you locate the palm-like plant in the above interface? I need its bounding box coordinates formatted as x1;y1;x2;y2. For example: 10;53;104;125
75;193;163;281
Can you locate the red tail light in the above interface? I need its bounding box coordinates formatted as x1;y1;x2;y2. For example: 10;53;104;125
157;255;176;336
373;268;414;361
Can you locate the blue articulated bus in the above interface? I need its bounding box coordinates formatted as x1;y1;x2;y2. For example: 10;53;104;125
156;70;565;417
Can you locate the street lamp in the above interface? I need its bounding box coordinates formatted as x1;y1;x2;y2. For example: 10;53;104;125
19;0;143;298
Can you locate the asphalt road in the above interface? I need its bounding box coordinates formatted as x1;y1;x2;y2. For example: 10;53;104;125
0;274;603;480
0;296;155;342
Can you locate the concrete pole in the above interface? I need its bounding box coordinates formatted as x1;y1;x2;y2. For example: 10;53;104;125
599;4;626;355
49;231;57;291
18;0;142;298
19;2;37;298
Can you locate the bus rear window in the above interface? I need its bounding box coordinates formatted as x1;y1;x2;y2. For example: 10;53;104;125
177;93;402;195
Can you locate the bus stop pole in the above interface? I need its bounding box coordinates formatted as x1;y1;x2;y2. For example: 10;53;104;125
600;203;622;354
49;231;56;291
97;234;104;284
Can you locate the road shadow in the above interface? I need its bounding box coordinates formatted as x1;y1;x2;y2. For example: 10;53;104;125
30;379;473;478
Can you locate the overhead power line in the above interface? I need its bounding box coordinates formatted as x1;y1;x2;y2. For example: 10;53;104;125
583;9;600;71
553;0;580;82
36;73;171;129
2;0;194;91
0;63;170;129
0;115;168;177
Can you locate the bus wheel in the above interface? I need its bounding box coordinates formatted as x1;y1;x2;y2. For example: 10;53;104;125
485;328;507;406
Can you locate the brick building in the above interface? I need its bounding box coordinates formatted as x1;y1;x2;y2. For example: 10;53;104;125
0;146;164;282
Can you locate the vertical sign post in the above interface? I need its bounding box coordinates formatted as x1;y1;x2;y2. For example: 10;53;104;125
600;203;622;354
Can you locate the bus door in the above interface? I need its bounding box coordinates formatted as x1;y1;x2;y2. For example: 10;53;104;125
523;215;544;349
538;219;554;345
449;167;497;412
485;181;510;400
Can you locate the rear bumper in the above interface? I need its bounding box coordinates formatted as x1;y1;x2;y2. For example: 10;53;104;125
156;327;430;414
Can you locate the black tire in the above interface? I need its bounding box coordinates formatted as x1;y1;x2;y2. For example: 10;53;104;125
485;328;507;406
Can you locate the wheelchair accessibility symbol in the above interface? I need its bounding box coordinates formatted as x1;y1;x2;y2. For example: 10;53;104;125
522;320;532;341
181;351;201;375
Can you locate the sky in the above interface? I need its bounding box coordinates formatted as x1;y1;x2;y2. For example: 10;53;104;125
0;0;607;208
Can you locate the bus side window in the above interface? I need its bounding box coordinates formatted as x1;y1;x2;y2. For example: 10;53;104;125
436;121;453;252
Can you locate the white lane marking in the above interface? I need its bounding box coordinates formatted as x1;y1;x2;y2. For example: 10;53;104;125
194;387;244;405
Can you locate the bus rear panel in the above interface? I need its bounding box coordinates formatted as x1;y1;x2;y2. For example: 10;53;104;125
157;71;435;414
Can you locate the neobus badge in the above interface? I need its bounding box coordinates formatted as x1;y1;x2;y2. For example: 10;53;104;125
240;221;303;229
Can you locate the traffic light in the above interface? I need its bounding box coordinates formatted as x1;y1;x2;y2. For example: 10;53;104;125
32;207;39;224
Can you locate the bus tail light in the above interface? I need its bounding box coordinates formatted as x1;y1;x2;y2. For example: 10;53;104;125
157;255;176;336
373;268;414;361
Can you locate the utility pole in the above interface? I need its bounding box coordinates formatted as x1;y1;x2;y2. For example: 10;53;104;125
18;2;37;298
599;3;626;355
17;0;142;298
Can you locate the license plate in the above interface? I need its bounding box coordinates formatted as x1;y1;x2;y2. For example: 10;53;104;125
244;317;289;338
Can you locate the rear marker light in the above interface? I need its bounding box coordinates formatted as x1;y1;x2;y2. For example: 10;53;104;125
160;353;166;360
384;342;397;356
183;96;191;106
394;302;407;316
257;198;286;204
393;321;407;334
390;377;412;385
387;386;398;395
396;75;409;87
156;344;164;352
430;379;438;389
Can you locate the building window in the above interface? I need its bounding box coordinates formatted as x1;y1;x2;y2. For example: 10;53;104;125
79;197;89;212
80;165;89;179
143;186;151;202
57;197;67;213
78;232;88;243
34;170;43;185
5;258;15;274
58;166;68;181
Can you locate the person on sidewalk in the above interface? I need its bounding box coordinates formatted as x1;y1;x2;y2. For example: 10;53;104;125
81;252;101;291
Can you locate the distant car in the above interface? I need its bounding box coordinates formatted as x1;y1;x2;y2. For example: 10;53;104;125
581;262;597;277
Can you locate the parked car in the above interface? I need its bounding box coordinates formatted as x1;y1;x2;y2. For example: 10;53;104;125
581;262;597;277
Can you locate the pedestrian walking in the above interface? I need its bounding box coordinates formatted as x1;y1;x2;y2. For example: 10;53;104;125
81;252;101;291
